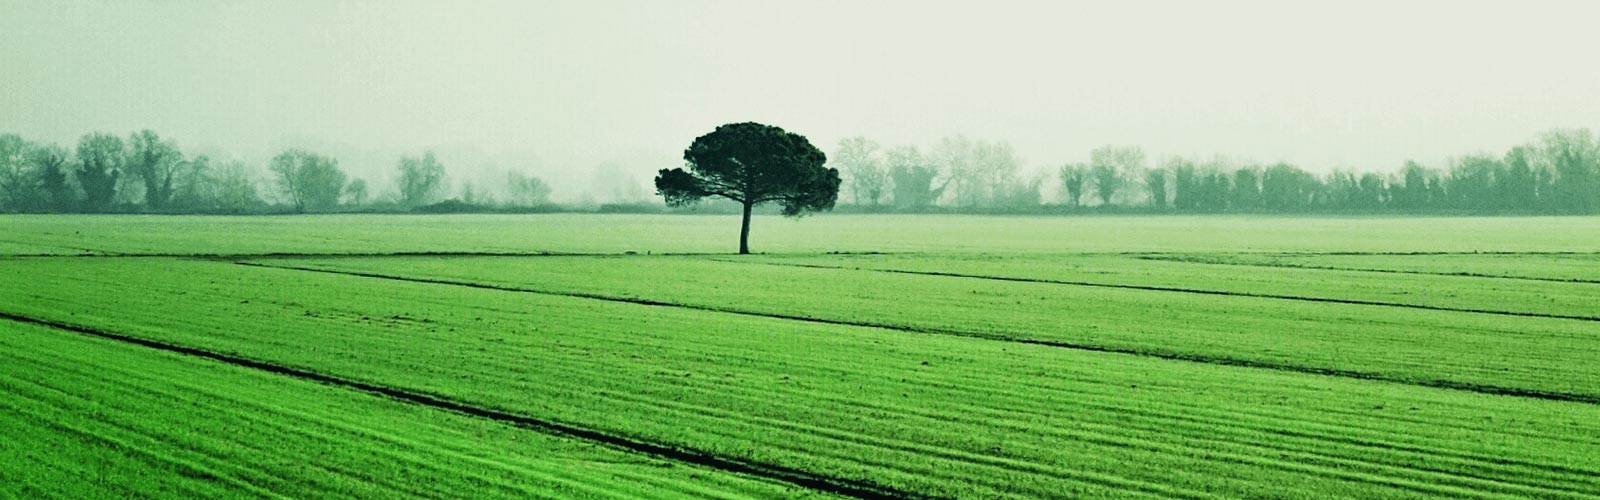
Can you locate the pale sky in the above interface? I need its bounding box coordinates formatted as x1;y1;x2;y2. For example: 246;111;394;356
3;0;1598;201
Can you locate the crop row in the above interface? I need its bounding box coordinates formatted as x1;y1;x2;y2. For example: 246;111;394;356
0;319;800;499
733;253;1600;319
3;258;1598;498
7;215;1600;256
262;255;1600;402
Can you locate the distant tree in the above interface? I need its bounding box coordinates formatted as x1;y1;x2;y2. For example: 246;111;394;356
994;175;1042;208
1357;172;1387;209
1170;160;1196;211
396;151;447;207
655;122;839;254
1261;163;1319;212
213;160;262;213
1143;167;1168;209
932;137;1021;207
1500;145;1537;210
1058;162;1089;208
75;133;125;212
1089;165;1121;206
970;140;1021;207
1231;167;1262;211
269;149;345;213
1446;154;1499;211
930;136;975;206
1193;159;1234;212
127;130;183;210
30;143;72;211
1426;174;1447;209
1324;171;1357;210
1089;145;1144;206
1393;161;1430;211
345;178;369;206
833;136;889;206
1537;128;1600;213
0;134;34;212
167;155;215;211
506;171;552;207
886;145;946;209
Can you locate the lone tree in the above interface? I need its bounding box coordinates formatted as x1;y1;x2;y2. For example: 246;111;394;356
655;122;840;254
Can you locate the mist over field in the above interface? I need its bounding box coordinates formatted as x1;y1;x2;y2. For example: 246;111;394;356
4;0;1598;207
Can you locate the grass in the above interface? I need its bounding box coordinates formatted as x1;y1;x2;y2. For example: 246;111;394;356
253;254;1600;401
0;320;814;499
2;213;1600;254
745;253;1600;319
2;214;1599;498
1165;252;1600;283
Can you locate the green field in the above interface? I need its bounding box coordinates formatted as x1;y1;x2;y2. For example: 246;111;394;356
3;214;1599;499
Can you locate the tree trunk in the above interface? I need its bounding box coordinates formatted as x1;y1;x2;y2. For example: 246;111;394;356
738;201;753;254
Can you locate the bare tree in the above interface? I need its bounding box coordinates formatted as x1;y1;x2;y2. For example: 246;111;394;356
396;151;447;207
345;178;369;206
0;134;33;212
269;149;345;213
214;160;262;213
937;136;1020;207
1089;145;1145;206
127;130;183;210
1536;128;1600;213
506;171;553;207
930;136;974;206
1058;163;1088;208
30;143;72;211
833;136;889;206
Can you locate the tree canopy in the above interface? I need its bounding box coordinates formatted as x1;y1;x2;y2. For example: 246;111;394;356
655;122;839;253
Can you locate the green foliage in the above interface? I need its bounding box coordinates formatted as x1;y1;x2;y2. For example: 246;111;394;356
343;178;369;206
888;145;945;209
75;132;125;212
28;144;72;212
657;122;837;213
1143;167;1168;209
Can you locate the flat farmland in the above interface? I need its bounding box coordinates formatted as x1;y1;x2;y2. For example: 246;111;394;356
2;214;1599;499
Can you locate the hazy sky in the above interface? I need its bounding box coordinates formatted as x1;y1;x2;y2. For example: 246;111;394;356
4;0;1598;200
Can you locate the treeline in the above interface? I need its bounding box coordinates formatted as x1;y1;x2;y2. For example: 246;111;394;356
8;128;1599;216
831;128;1600;214
0;130;556;214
